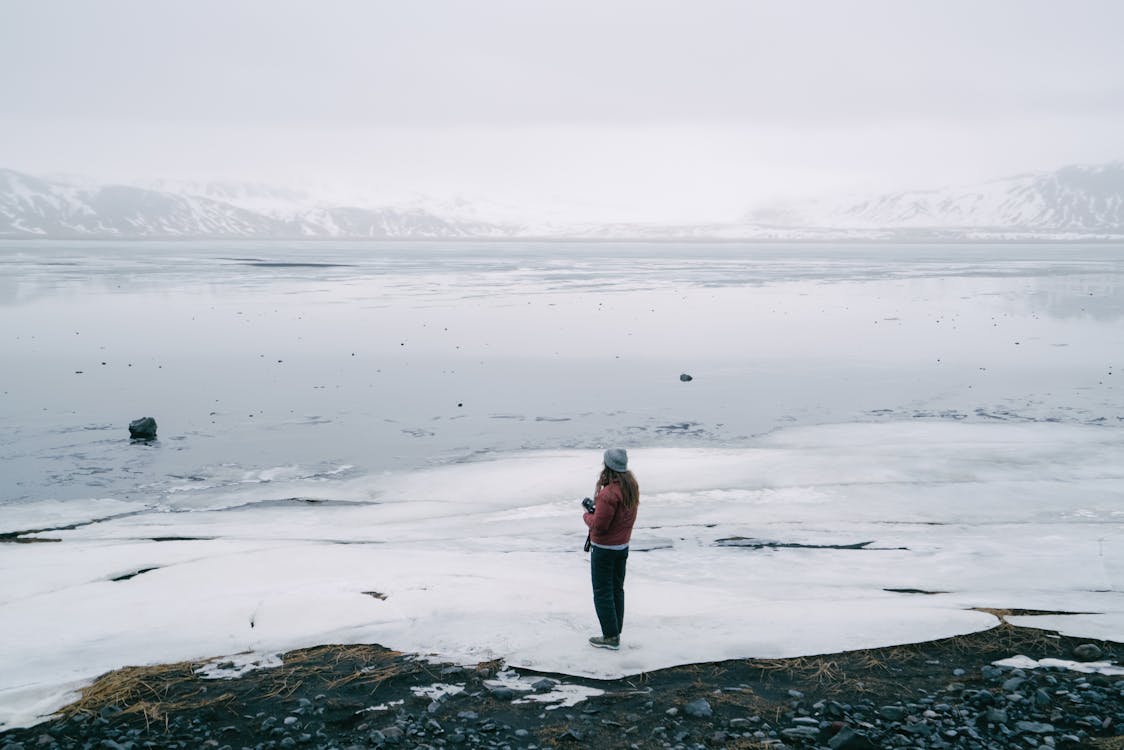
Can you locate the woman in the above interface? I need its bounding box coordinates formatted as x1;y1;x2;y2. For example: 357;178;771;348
582;447;639;650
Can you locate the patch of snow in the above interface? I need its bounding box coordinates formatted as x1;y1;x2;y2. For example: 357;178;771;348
361;699;404;712
485;669;605;709
411;683;465;700
196;652;284;679
992;655;1124;676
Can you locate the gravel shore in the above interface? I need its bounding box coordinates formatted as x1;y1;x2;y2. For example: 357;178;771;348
2;623;1120;750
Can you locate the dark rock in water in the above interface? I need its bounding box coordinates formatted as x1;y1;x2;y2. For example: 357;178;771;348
128;417;157;440
679;373;693;382
1073;643;1103;661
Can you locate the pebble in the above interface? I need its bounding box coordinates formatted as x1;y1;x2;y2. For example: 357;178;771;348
1074;643;1104;661
1004;676;1027;691
981;665;1005;681
530;678;557;693
1;645;1121;750
986;708;1009;723
486;685;517;701
828;726;879;749
683;699;712;718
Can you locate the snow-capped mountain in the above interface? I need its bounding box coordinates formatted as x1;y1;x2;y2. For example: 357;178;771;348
145;179;313;218
0;169;509;239
0;169;287;238
2;163;1123;240
747;163;1124;238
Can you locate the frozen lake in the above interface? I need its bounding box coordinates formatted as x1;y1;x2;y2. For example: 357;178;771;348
1;241;1122;728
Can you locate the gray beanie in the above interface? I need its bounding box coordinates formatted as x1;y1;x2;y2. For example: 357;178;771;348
603;447;628;473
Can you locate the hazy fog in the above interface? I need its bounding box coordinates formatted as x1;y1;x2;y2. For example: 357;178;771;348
2;0;1122;222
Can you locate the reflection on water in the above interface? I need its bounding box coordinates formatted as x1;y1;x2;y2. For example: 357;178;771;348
3;241;1124;314
1023;276;1124;321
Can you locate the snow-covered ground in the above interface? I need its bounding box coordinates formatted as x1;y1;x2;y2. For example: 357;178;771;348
0;241;1121;729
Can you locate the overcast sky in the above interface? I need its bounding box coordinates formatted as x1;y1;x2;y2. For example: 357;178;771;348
2;0;1122;222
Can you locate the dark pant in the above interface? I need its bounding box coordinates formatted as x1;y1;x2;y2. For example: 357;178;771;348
590;545;628;638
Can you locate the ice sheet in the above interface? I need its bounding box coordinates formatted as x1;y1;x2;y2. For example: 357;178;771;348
1;422;1121;729
0;498;147;535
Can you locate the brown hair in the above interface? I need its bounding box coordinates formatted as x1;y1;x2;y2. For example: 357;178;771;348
597;467;639;510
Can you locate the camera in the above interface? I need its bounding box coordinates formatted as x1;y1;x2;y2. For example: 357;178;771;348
581;497;595;513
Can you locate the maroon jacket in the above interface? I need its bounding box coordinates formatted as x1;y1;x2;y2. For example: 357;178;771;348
583;480;638;547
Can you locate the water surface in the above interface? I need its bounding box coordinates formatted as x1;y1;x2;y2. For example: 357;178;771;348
1;241;1121;508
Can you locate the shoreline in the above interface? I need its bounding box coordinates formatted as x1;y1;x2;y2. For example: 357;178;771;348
1;623;1121;749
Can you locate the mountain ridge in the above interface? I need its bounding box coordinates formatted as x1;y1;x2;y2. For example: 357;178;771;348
2;163;1123;240
0;168;506;240
747;162;1124;236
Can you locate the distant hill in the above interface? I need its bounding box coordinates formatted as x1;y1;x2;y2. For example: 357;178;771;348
746;163;1124;239
0;168;507;240
2;163;1123;240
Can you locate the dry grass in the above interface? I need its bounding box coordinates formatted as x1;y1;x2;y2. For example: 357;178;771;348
737;621;1076;700
964;619;1070;657
324;660;414;690
475;658;504;675
264;644;423;698
59;644;416;726
704;687;787;724
742;653;872;701
1090;738;1124;750
60;660;234;730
